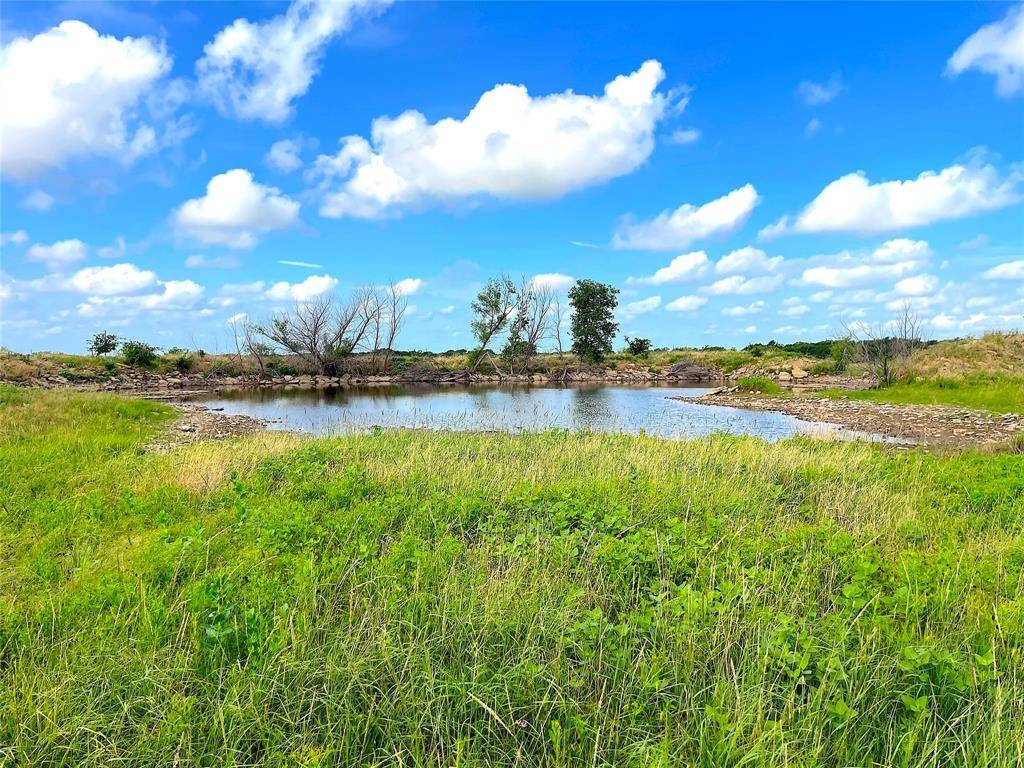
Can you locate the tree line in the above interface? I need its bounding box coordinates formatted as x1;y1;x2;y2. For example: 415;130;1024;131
85;275;930;386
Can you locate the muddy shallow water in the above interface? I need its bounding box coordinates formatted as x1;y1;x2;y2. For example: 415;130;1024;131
183;383;874;442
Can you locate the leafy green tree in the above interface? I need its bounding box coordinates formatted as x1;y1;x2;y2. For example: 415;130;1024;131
624;336;652;358
87;331;118;356
568;279;619;363
469;276;517;371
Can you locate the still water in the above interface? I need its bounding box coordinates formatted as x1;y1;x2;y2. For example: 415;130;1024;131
187;383;857;441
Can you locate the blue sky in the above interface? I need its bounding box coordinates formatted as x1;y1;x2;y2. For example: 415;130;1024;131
1;1;1022;354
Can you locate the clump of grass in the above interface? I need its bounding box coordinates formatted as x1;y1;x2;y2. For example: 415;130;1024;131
1;386;1022;766
735;374;783;394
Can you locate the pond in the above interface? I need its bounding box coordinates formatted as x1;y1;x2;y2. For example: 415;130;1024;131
186;383;863;442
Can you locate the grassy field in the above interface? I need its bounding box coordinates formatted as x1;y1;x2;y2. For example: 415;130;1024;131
2;386;1023;766
801;333;1024;414
820;374;1024;415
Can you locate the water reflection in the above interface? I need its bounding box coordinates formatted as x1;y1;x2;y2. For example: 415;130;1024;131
186;383;861;442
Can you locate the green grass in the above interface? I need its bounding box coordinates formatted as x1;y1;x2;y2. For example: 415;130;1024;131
1;386;1023;767
819;374;1024;414
735;375;785;395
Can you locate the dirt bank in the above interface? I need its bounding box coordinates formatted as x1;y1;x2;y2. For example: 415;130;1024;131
20;361;720;394
674;391;1023;446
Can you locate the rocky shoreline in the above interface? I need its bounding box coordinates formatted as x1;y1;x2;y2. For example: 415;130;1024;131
147;402;272;450
17;360;876;395
20;360;723;394
674;391;1023;446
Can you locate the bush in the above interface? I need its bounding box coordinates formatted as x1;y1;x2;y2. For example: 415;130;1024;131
624;336;652;358
735;375;783;394
171;354;193;373
121;340;158;369
810;359;837;375
830;339;853;372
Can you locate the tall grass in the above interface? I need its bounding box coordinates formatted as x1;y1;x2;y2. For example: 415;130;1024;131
1;386;1022;766
824;374;1024;414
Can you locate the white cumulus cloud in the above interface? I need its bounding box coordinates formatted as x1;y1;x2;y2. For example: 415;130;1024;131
947;5;1024;97
983;260;1024;280
722;301;765;317
620;295;661;319
392;277;423;296
197;0;391;123
613;184;760;251
21;190;55;212
704;274;784;296
802;239;932;289
627;251;710;285
69;263;158;295
266;273;339;301
185;254;242;269
26;239;87;269
0;230;29;246
761;158;1021;237
665;295;707;312
77;280;204;317
312;60;672;218
0;20;172;179
715;246;782;274
894;274;940;296
266;139;306;173
530;273;575;292
173;169;300;249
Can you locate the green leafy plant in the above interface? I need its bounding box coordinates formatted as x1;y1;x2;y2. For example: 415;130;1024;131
624;336;652;358
735;375;783;394
121;340;158;368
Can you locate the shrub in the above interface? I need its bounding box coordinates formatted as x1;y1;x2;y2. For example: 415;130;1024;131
830;339;853;372
624;336;653;358
810;359;837;375
735;375;782;394
171;354;193;373
121;340;158;369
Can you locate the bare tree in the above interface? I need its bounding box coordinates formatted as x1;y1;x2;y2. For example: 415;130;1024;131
501;277;533;374
230;318;271;378
381;283;409;373
551;295;572;382
843;305;923;386
258;295;337;374
503;281;555;374
524;285;556;368
253;285;410;376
